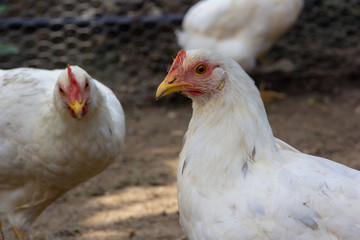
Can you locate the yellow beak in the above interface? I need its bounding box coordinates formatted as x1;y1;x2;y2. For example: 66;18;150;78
156;76;193;99
68;99;85;119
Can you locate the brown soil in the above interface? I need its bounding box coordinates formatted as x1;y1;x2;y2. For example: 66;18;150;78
2;86;360;240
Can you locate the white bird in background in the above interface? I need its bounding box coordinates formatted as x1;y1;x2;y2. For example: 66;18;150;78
0;65;125;240
177;0;304;72
177;0;304;102
156;49;360;240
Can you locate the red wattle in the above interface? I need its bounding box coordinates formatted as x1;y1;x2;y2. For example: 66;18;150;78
188;91;203;96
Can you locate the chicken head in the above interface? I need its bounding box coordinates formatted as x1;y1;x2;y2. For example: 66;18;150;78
156;49;226;100
56;65;92;119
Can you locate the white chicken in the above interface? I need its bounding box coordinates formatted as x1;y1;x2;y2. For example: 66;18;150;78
0;65;125;240
177;0;304;72
156;49;360;240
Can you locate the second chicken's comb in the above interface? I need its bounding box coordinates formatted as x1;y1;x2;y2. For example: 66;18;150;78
67;64;77;86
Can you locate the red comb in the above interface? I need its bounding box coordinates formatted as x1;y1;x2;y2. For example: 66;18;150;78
67;64;77;86
66;64;81;100
173;50;186;67
169;50;186;74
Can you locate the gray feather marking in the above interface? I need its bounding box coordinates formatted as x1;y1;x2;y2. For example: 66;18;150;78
251;146;256;161
182;157;188;175
299;216;319;230
242;161;248;177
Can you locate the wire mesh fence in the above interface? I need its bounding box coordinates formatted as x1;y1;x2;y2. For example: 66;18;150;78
0;0;359;102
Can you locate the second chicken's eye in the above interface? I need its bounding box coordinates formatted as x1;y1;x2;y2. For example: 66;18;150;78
59;87;64;95
195;64;207;75
85;82;89;90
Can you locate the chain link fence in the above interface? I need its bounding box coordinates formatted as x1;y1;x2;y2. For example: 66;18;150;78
0;0;359;103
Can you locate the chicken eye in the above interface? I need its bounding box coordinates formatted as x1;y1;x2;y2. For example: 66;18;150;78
85;82;89;90
195;64;207;75
59;87;64;95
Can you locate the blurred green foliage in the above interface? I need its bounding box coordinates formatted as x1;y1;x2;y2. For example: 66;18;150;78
0;44;20;55
0;4;20;55
0;4;9;13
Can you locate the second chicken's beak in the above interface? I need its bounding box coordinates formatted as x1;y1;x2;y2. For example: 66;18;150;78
68;99;85;119
156;75;193;99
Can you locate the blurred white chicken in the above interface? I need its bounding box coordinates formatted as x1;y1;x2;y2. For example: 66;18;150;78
177;0;303;72
156;49;360;240
0;65;125;240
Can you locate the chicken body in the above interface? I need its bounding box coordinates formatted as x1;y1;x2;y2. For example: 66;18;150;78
157;49;360;240
0;67;125;238
177;0;303;71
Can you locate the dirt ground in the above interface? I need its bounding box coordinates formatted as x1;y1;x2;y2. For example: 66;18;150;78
2;85;360;240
